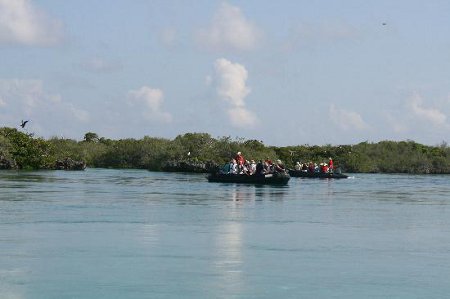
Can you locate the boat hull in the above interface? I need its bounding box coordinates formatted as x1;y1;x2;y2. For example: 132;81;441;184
288;170;348;179
207;172;290;185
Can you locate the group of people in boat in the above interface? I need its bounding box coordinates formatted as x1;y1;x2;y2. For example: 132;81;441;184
293;157;335;174
220;152;287;176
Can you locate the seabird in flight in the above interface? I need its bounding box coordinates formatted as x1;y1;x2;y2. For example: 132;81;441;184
20;120;29;128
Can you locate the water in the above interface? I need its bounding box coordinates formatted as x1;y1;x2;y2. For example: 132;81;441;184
1;169;450;299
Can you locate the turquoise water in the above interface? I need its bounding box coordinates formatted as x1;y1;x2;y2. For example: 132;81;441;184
1;169;450;298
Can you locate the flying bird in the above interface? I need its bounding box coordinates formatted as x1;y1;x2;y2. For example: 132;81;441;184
20;120;29;128
382;22;387;26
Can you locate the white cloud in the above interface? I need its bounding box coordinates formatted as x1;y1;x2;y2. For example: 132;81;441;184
214;58;250;107
227;107;258;127
0;0;63;46
211;58;258;128
378;93;450;142
329;104;368;131
127;86;172;123
0;79;89;135
408;93;447;127
196;2;262;52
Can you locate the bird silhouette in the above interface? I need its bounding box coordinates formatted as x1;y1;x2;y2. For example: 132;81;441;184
20;120;29;128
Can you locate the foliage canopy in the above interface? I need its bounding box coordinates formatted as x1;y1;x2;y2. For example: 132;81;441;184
1;127;449;173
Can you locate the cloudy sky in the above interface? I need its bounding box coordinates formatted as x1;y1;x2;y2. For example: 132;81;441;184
1;0;449;146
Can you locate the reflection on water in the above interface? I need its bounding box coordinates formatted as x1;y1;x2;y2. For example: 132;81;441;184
221;184;289;203
254;185;288;201
1;170;450;298
214;214;244;296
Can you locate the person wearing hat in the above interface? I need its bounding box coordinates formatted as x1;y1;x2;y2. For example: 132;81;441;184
275;159;286;173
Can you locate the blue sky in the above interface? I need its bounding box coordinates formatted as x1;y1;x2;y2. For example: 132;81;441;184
1;0;449;146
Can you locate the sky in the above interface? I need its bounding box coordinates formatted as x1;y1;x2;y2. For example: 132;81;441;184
1;0;450;146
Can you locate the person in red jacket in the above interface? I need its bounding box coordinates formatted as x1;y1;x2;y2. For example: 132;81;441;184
235;152;245;166
328;157;334;172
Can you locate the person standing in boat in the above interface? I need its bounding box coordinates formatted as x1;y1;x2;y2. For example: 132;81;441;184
235;152;245;166
328;157;334;172
232;152;243;173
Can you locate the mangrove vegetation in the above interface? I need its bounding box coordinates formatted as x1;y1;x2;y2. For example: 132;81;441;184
1;127;449;174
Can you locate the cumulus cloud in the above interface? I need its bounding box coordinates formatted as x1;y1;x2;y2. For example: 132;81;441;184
0;79;89;135
329;104;368;131
408;93;447;127
127;86;172;123
227;106;258;127
0;0;63;46
196;2;262;52
214;59;250;107
211;58;258;127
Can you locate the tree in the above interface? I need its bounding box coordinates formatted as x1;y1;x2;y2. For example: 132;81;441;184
84;132;99;143
0;128;52;169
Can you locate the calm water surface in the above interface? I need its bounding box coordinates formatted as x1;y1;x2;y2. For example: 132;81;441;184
1;169;450;298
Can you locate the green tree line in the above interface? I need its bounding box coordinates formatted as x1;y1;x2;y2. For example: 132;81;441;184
1;127;449;173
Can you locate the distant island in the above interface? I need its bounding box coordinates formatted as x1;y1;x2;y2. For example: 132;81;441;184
1;127;449;174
